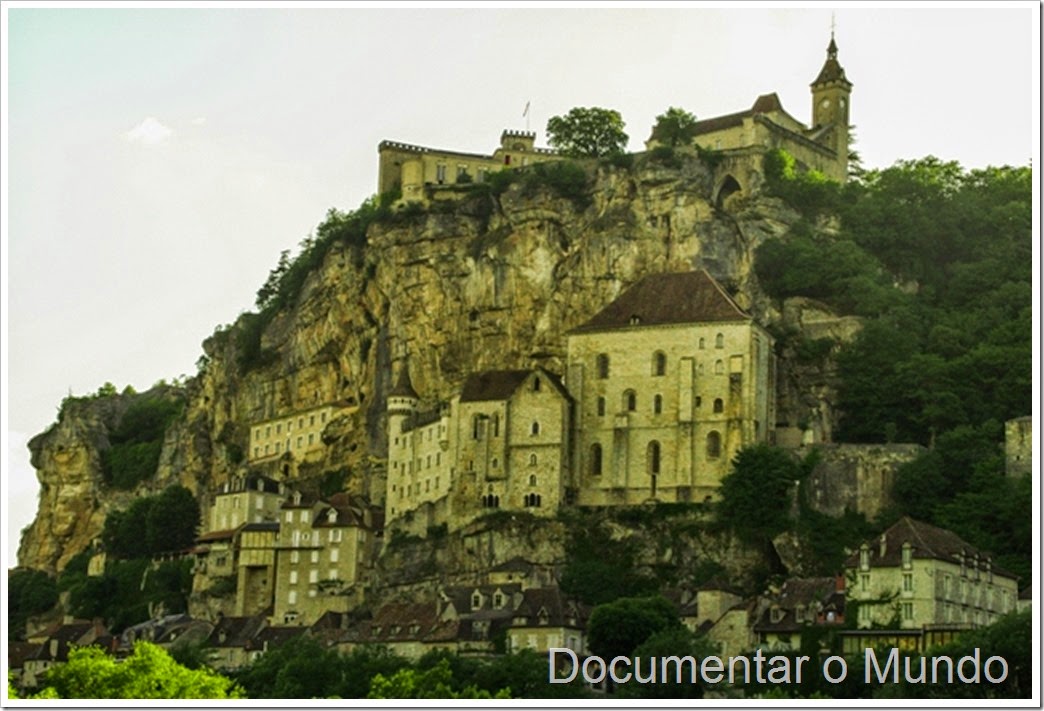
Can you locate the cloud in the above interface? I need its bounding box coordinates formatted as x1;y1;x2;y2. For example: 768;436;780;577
125;116;173;145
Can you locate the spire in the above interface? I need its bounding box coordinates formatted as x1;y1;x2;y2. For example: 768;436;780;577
811;31;851;88
388;361;419;399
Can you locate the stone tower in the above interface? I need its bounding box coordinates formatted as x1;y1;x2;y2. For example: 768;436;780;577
387;361;419;441
810;33;853;170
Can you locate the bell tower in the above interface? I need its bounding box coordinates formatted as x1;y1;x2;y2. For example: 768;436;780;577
810;31;853;169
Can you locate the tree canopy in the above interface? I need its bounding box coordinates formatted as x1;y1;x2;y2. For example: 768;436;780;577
649;106;699;148
546;107;628;158
30;642;242;699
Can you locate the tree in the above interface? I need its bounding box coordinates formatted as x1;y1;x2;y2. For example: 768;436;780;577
8;569;58;639
146;485;200;553
367;659;510;699
546;107;628;158
649;107;698;148
32;642;242;699
617;627;719;698
233;634;340;698
716;444;804;545
586;595;679;660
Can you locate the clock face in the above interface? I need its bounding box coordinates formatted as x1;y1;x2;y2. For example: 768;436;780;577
820;98;831;110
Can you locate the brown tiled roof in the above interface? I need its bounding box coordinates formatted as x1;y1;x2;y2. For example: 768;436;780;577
388;363;419;399
9;641;42;668
255;626;306;650
511;587;585;628
845;517;1018;580
812;39;851;86
205;615;267;649
460;370;531;402
571;270;750;333
690;93;788;137
196;528;237;543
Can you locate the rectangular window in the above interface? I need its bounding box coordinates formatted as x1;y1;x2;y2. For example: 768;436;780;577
299;510;309;523
860;574;870;592
308;434;314;445
288;590;297;605
330;547;339;563
331;530;342;542
902;602;914;620
285;511;293;523
290;550;299;564
436;164;447;183
903;573;913;592
329;569;339;580
309;569;318;584
311;550;319;563
289;571;298;584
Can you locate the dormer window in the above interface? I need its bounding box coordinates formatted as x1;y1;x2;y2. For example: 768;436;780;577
770;607;784;624
901;542;912;569
327;509;337;524
630;314;641;325
859;544;870;571
472;592;482;609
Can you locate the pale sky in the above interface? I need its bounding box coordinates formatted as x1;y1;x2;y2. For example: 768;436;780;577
3;4;1039;566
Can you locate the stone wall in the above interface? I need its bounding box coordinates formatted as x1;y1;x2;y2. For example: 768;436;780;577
803;443;925;520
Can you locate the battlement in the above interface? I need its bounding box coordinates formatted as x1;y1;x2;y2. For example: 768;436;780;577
377;129;559;200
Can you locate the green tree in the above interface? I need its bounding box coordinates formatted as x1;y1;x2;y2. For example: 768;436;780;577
586;595;679;660
617;626;718;698
546;107;628;158
32;642;242;699
649;107;698;148
8;569;58;640
716;444;804;545
234;634;342;698
367;658;510;699
145;485;200;553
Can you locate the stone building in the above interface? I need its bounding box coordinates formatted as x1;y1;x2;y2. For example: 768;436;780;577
647;33;852;196
566;270;775;505
845;517;1019;631
248;401;356;467
208;473;284;531
1005;415;1032;477
271;492;380;626
386;366;572;529
377;129;558;203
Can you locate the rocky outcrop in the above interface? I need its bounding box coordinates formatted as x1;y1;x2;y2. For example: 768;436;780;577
18;152;842;572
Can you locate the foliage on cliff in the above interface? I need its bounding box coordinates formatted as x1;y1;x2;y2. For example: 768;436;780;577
757;152;1031;581
102;392;184;489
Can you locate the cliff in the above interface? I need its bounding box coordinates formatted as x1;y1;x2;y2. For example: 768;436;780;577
18;151;853;573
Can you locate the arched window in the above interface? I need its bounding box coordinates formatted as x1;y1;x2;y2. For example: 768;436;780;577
591;444;603;476
699;337;706;350
529;474;537;486
713;398;724;413
491;457;498;469
623;390;637;412
529;454;537;467
653;394;663;415
653;351;667;376
531;421;540;436
648;441;661;475
472;415;483;440
706;431;722;459
597;397;606;416
715;360;724;375
715;333;724;349
596;354;610;379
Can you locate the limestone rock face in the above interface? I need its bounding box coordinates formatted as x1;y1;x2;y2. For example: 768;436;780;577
18;153;840;572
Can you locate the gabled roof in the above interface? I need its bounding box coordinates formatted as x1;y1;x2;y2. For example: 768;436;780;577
688;93;800;137
845;517;1018;580
511;588;585;628
205;615;267;649
459;367;570;404
571;270;751;334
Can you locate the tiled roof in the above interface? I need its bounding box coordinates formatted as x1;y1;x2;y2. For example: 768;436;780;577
812;39;851;86
690;93;788;137
459;370;531;402
388;363;419;399
845;517;1018;579
254;626;306;650
571;270;751;333
196;528;238;543
205;615;267;649
511;587;585;628
8;641;42;669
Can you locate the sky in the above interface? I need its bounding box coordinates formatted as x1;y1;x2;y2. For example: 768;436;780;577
3;4;1039;566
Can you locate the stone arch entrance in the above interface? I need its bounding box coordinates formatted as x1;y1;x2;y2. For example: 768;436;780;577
714;174;743;209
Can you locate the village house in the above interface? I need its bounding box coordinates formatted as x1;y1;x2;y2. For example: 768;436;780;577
845;517;1019;633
